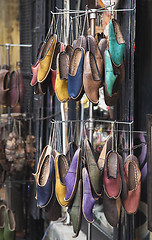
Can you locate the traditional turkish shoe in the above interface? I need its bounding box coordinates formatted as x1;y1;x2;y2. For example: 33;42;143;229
37;155;55;208
119;154;127;201
32;145;52;185
37;34;57;82
0;205;6;240
98;38;107;58
104;150;122;199
55;154;70;207
10;71;19;108
103;191;121;227
64;148;81;202
82;167;96;223
74;35;87;51
68;47;85;101
123;155;141;214
84;137;102;197
83;51;102;105
69;179;83;238
65;44;74;60
86;35;103;81
97;135;112;171
103;49;125;106
44;193;61;221
66;142;77;165
0;70;11;106
50;41;64;91
55;51;69;102
3;208;15;240
30;41;45;87
107;19;126;67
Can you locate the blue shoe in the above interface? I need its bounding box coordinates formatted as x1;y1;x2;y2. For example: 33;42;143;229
108;19;126;67
37;155;55;208
68;47;85;101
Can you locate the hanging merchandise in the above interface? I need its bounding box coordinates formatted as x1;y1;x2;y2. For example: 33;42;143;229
9;68;26;108
33;123;61;221
32;118;141;238
0;70;11;106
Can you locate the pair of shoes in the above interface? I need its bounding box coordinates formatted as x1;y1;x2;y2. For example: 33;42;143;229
34;146;61;221
69;167;96;238
103;19;126;106
84;137;103;198
55;44;75;102
0;205;15;240
30;34;59;95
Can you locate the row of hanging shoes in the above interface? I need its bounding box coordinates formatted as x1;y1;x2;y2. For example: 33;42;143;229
33;132;141;237
30;18;125;106
0;69;25;108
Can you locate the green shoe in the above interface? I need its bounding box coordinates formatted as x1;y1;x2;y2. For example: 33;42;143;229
3;208;15;240
108;19;126;67
0;205;6;240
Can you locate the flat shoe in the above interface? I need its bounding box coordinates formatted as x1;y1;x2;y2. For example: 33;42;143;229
55;154;70;207
82;167;96;223
69;179;82;238
64;148;81;202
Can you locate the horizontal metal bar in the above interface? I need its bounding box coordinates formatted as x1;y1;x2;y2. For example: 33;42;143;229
50;7;135;15
0;43;32;47
50;119;134;125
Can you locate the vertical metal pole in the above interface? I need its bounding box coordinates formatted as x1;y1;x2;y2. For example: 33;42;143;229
6;44;11;133
87;9;96;240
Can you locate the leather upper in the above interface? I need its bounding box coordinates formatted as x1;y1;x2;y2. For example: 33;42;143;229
104;150;122;199
37;155;55;208
64;148;81;201
55;154;70;207
0;70;10;106
10;71;19;108
37;34;57;82
82;167;96;223
84;137;102;197
68;47;84;100
83;51;101;104
55;52;69;102
108;19;126;67
123;155;141;214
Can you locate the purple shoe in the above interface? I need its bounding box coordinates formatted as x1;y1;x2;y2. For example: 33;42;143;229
64;148;81;202
82;167;96;223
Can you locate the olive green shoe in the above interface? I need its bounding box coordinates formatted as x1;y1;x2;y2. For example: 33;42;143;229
0;205;6;240
69;179;82;238
3;208;15;240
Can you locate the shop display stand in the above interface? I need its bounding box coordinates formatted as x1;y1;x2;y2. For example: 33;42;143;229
50;4;136;240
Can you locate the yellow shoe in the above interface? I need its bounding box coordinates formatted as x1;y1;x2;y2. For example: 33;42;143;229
37;34;57;82
55;52;69;102
55;154;70;207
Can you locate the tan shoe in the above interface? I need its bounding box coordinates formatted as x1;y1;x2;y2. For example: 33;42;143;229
83;51;102;104
86;35;103;81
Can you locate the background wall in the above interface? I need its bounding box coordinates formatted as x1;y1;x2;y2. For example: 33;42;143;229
0;0;20;71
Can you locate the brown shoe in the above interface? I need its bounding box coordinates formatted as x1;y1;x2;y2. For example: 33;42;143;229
74;35;87;51
97;136;112;171
83;51;102;105
86;35;103;81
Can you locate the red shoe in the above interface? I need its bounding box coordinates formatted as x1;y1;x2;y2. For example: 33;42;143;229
123;155;141;214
